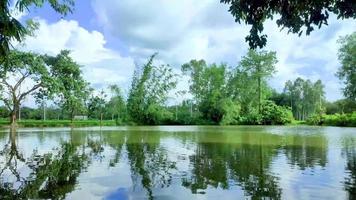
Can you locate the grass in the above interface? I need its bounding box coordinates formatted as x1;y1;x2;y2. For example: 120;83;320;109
0;119;117;128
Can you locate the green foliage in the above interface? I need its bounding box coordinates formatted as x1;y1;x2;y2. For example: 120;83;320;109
219;99;241;125
0;50;54;124
44;50;90;120
87;90;107;119
325;99;356;114
0;0;74;60
182;60;229;123
237;49;277;113
220;0;355;49
307;112;356;127
127;54;177;125
260;101;293;125
106;85;126;122
238;101;293;125
283;78;325;120
337;32;356;101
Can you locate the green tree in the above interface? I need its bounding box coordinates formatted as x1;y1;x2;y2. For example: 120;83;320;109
283;78;325;120
0;0;74;60
0;50;54;125
106;84;126;123
87;89;107;120
44;50;90;122
239;49;277;113
220;0;355;49
337;32;356;101
127;54;177;124
182;60;235;123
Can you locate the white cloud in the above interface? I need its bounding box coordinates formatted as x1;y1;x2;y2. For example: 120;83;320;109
92;0;354;101
16;18;135;106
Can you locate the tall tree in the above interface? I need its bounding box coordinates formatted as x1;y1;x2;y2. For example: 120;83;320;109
220;0;356;49
0;50;54;125
182;60;232;123
337;32;356;102
239;49;277;113
106;84;126;121
127;54;177;124
87;89;107;120
44;50;90;122
0;0;74;61
283;78;325;120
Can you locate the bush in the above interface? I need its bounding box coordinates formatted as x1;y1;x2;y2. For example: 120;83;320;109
260;101;293;125
306;112;356;127
220;99;241;125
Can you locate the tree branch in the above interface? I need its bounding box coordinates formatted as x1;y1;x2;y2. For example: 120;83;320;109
18;83;42;102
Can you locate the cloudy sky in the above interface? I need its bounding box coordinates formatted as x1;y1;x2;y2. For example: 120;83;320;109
17;0;356;106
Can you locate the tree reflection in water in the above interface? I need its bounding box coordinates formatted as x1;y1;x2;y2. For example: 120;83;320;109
181;131;328;199
341;136;356;199
182;142;281;199
125;132;176;200
0;128;89;200
0;127;340;199
284;134;328;170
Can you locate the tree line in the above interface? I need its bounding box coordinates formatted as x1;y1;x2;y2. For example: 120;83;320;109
1;31;354;126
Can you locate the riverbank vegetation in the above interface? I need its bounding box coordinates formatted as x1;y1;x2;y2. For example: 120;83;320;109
0;0;355;127
1;34;355;127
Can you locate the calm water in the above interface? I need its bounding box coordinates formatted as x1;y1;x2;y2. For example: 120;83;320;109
0;126;355;200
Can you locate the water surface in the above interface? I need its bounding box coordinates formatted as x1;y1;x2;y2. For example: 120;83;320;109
0;126;355;199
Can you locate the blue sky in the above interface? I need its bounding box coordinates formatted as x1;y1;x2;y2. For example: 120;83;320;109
16;0;356;105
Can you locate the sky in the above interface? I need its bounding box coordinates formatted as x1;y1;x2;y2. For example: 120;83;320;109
14;0;356;106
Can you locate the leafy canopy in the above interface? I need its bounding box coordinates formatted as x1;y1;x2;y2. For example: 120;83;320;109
337;32;356;101
0;0;74;61
220;0;356;49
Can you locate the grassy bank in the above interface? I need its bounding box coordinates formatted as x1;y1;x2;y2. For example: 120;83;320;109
1;114;355;128
0;119;117;128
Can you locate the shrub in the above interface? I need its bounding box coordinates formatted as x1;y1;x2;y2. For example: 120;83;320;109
307;112;356;127
260;101;293;125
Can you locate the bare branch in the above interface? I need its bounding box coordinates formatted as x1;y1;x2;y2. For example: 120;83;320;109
18;83;42;102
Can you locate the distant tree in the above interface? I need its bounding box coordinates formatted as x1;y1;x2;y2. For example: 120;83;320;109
182;60;234;123
220;0;356;49
0;50;54;125
239;49;277;113
127;54;177;124
44;50;90;122
0;0;74;61
106;85;126;122
325;99;356;114
283;78;325;120
337;32;356;101
87;90;107;120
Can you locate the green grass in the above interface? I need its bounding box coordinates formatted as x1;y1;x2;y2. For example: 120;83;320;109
0;119;117;128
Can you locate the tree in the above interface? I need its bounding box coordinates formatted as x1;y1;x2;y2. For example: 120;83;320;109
127;54;177;124
106;84;126;122
337;32;356;102
0;50;53;125
44;50;90;122
220;0;355;49
239;49;277;113
283;78;325;120
87;89;107;120
182;60;235;123
0;0;74;61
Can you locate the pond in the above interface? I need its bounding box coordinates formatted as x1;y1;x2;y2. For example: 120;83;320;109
0;126;355;199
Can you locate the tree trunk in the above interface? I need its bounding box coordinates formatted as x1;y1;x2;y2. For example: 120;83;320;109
100;113;103;127
71;109;74;124
10;104;19;126
258;76;261;114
